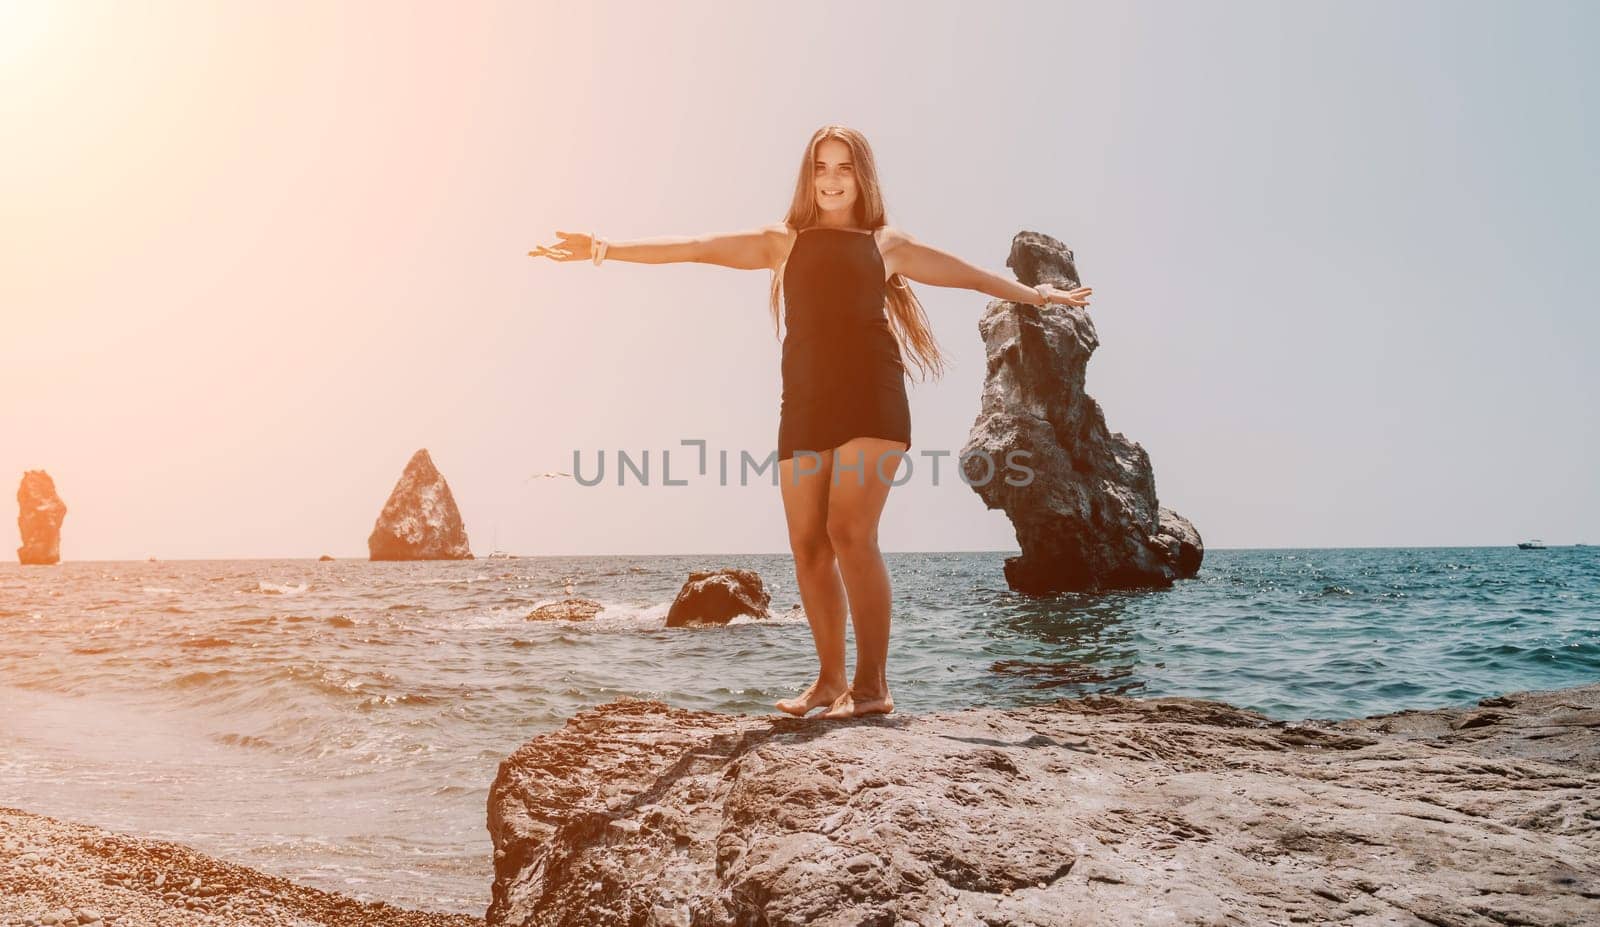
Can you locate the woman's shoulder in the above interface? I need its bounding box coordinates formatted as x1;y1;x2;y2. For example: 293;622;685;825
873;224;909;252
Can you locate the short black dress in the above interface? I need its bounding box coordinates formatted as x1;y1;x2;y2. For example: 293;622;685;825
777;227;913;462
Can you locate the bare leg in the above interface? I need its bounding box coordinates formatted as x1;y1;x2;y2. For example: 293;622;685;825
820;437;905;719
775;450;848;716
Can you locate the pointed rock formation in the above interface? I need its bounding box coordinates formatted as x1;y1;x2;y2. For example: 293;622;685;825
664;568;770;627
367;449;474;561
961;231;1203;594
16;470;67;565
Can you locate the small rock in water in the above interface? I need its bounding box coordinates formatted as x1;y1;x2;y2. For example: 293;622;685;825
664;568;771;627
525;597;605;622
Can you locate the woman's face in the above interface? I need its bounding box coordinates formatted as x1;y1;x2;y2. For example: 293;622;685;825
813;138;860;223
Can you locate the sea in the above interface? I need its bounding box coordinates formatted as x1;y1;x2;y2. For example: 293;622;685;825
1;547;1596;914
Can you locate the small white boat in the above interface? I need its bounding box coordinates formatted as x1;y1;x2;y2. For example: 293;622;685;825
1516;538;1547;550
486;549;516;560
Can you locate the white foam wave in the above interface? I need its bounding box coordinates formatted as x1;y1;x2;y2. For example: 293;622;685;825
257;581;309;596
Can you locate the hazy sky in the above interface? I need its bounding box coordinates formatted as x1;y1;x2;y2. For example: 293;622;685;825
3;0;1595;560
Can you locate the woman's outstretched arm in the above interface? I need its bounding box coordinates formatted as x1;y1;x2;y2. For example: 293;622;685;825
882;227;1093;308
528;224;788;270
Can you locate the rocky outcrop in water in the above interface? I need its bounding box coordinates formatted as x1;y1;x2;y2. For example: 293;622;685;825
525;598;604;622
16;470;67;566
486;683;1599;927
367;449;473;561
664;569;771;628
961;231;1202;594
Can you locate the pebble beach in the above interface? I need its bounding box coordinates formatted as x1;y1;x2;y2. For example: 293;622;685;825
0;807;477;927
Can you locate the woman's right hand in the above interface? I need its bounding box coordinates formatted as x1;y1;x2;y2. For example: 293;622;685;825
527;229;593;262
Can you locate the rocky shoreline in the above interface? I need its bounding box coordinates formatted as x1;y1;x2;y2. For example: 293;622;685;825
7;683;1597;926
0;807;477;927
488;684;1600;926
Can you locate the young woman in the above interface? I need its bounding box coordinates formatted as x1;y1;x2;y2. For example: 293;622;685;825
528;124;1092;719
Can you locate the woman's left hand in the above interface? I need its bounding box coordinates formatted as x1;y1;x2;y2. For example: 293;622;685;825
1045;285;1093;309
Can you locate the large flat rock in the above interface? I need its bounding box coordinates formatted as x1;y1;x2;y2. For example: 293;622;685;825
487;685;1600;926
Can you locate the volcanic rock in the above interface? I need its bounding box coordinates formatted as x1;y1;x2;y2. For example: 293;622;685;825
525;597;605;622
16;470;67;565
664;568;771;627
486;683;1600;926
961;230;1203;593
367;449;473;561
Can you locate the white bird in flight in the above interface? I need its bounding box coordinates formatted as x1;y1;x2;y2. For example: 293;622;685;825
524;470;573;483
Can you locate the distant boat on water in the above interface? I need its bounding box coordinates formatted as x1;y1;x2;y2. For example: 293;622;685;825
485;522;517;559
1517;538;1547;550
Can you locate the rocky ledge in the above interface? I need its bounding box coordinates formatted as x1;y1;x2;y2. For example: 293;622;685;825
487;684;1600;926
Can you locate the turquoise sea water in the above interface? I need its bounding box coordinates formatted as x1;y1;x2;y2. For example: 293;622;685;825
1;546;1596;913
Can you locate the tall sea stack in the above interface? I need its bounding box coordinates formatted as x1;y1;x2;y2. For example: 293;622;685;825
961;230;1203;593
16;470;68;565
367;449;474;561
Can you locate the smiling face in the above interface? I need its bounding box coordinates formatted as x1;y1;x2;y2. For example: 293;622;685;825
813;137;860;225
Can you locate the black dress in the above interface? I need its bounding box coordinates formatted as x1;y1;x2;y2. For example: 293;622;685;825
777;227;913;462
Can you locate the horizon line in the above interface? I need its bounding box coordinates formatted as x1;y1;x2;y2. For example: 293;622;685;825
6;542;1591;565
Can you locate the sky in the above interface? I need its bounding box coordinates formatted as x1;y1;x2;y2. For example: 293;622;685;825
2;0;1596;560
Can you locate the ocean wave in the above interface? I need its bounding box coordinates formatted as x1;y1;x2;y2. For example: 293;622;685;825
357;692;447;710
177;636;234;649
990;658;1140;691
414;574;489;585
172;669;233;689
253;581;310;596
214;732;276;749
726;608;808;627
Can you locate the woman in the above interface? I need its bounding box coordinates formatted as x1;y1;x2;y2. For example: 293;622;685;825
528;124;1092;719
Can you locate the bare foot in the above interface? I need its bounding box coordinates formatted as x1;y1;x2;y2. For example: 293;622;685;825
776;678;847;717
820;686;894;720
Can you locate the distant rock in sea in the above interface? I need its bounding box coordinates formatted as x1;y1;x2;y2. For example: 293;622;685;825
962;230;1203;593
486;683;1599;927
318;554;335;561
526;597;604;622
665;568;770;627
367;449;474;561
16;470;67;565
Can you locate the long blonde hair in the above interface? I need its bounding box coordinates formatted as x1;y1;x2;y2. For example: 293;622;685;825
768;125;948;383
